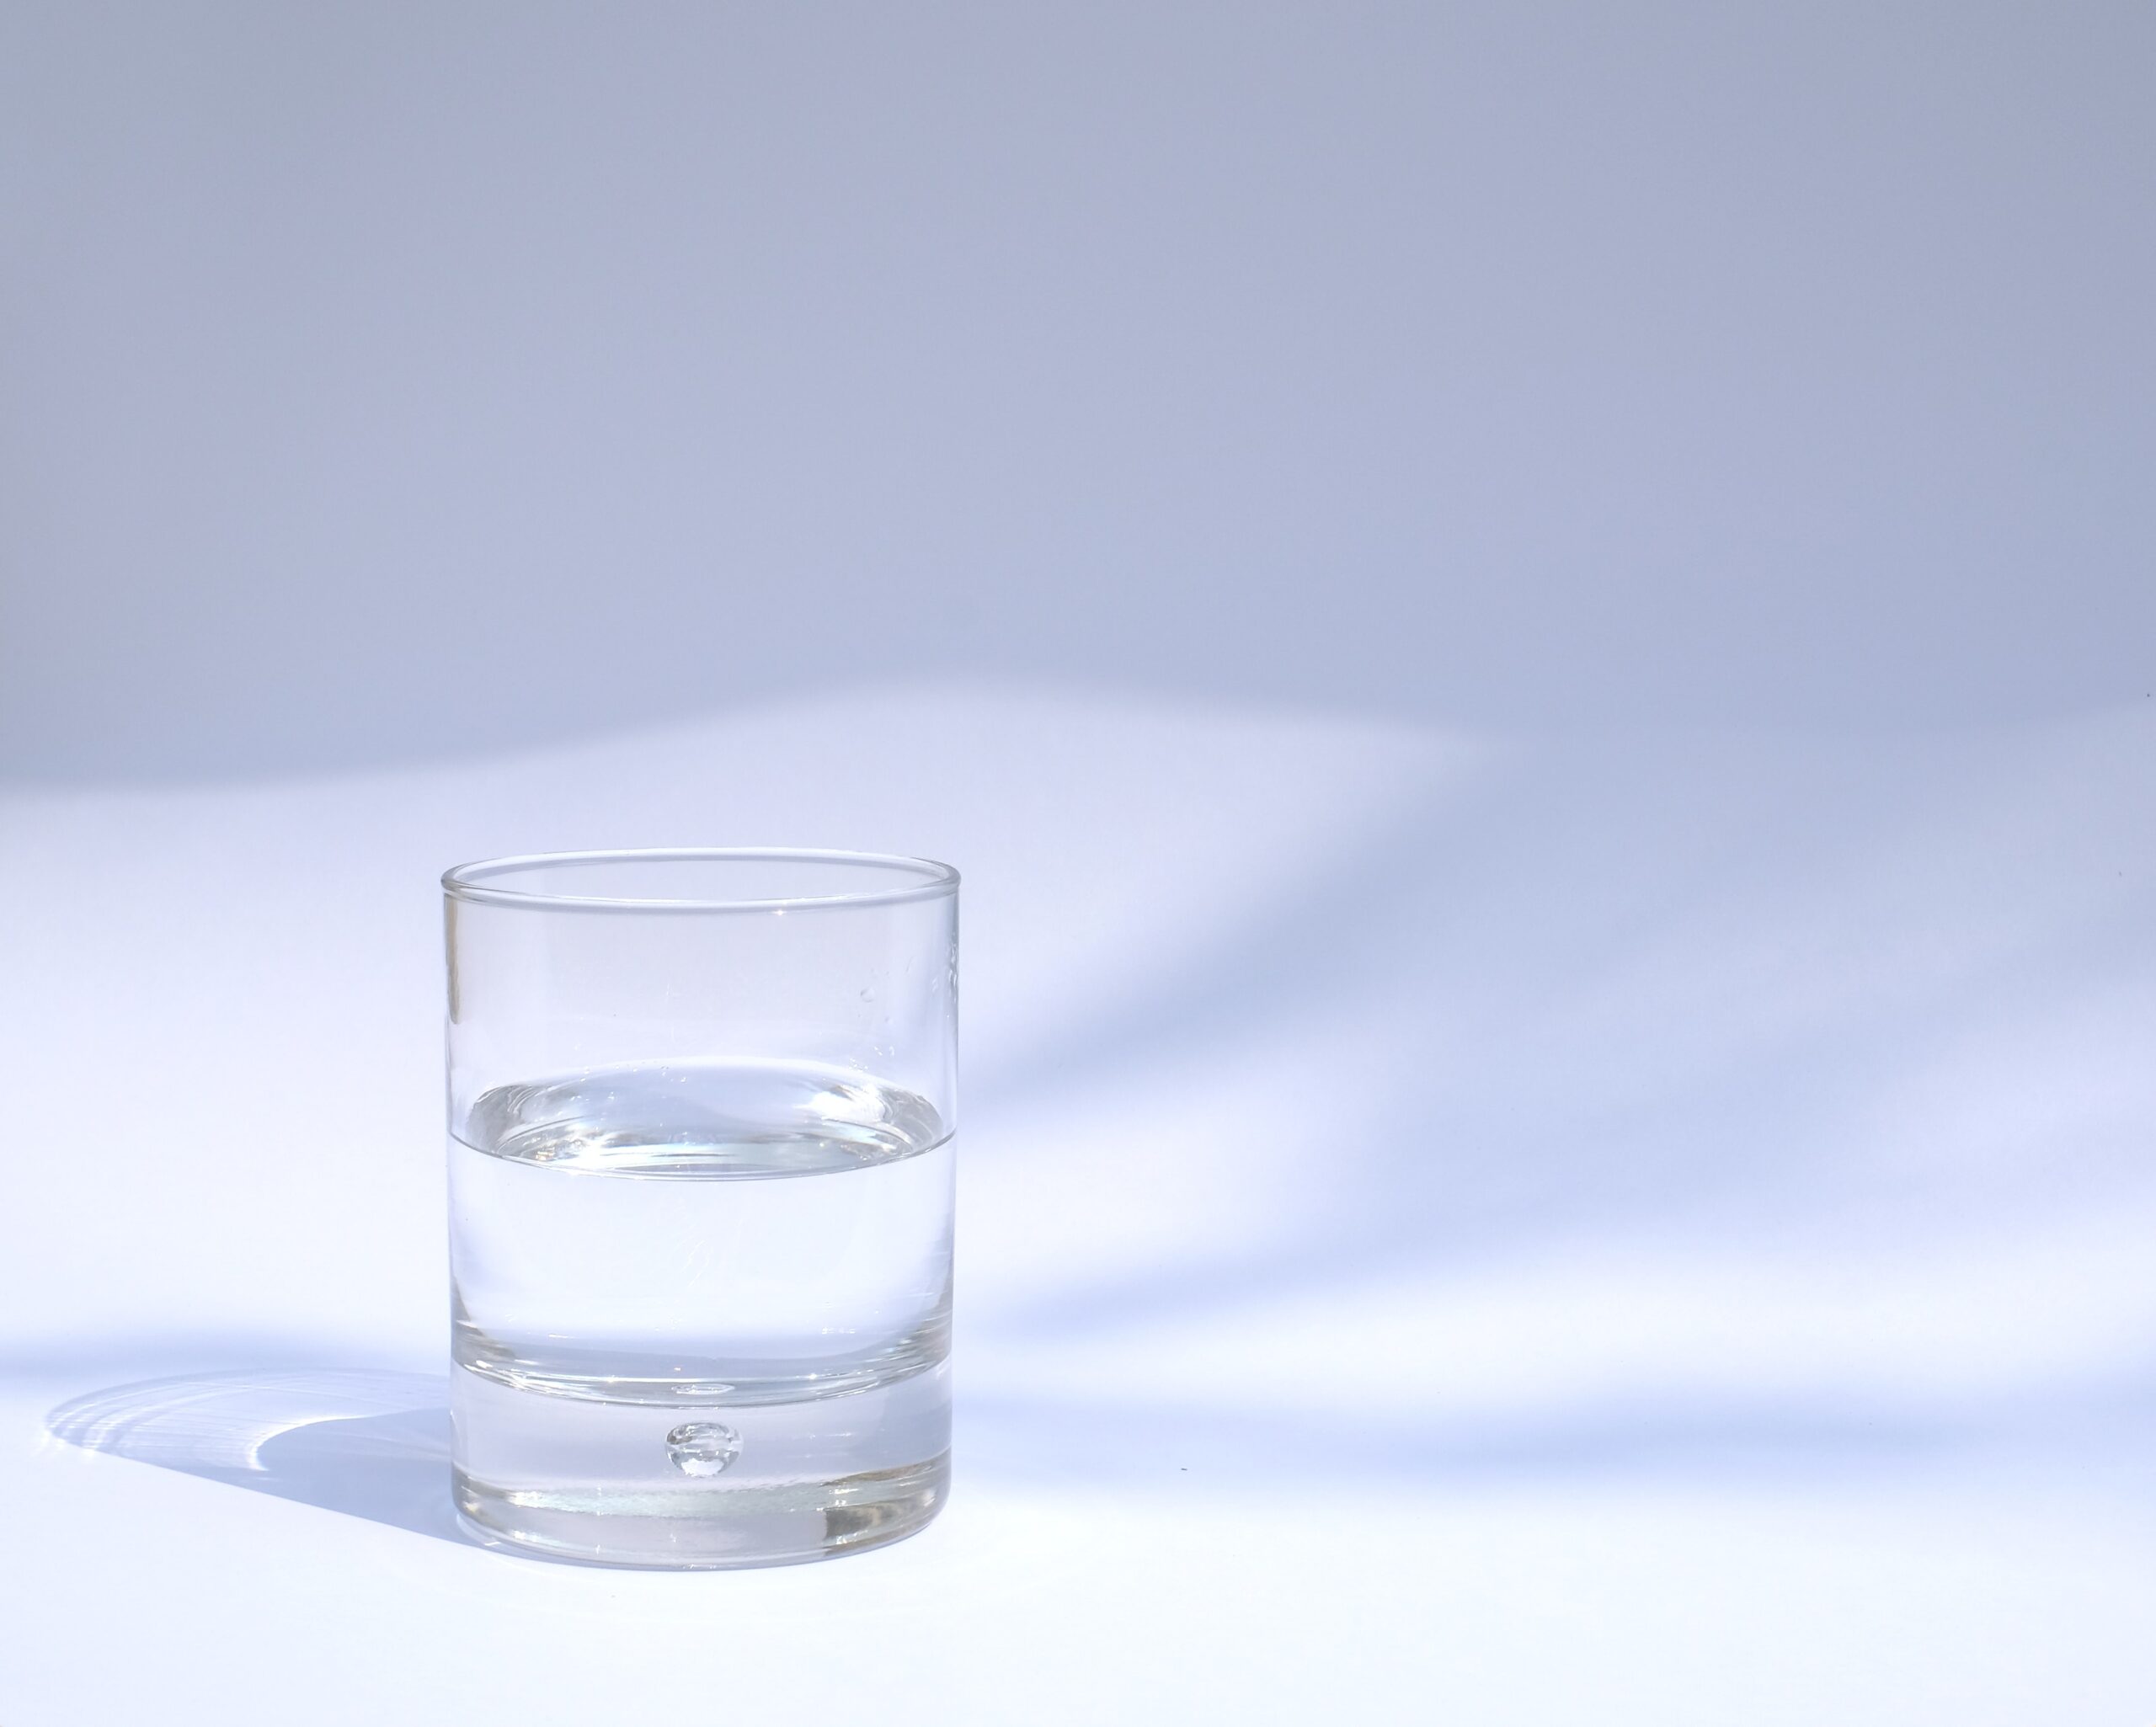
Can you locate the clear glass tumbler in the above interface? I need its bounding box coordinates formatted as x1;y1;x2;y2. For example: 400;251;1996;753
441;849;959;1567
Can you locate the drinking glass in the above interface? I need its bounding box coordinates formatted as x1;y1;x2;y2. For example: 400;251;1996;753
441;849;958;1567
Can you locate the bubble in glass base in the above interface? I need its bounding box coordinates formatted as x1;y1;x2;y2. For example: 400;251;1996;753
667;1421;740;1476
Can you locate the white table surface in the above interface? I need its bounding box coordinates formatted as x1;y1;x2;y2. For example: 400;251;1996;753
4;686;2152;1723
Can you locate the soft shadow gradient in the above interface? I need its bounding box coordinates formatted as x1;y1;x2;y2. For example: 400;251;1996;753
4;3;2152;777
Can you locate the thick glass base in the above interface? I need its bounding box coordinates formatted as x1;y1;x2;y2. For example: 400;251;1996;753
455;1456;947;1568
451;1360;949;1569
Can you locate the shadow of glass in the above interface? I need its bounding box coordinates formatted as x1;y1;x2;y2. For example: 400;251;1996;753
970;717;2156;1367
47;1368;472;1546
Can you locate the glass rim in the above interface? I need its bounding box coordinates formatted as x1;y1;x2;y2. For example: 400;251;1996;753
441;848;961;914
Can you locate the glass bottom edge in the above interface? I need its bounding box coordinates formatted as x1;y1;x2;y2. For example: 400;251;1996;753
453;1452;950;1570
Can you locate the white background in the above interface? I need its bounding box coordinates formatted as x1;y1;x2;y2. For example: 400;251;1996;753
3;5;2153;1721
